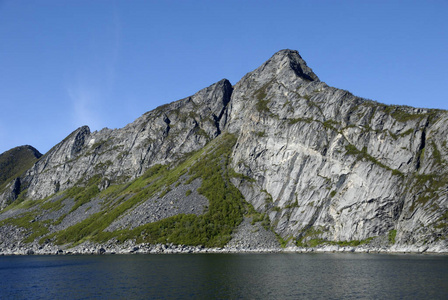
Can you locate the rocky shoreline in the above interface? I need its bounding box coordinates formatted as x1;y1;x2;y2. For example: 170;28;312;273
1;241;446;256
1;217;446;256
1;215;446;256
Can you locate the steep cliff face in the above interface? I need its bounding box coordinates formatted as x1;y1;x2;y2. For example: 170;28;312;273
0;50;446;252
225;50;447;251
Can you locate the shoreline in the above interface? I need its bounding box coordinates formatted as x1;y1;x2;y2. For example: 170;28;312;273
1;243;447;256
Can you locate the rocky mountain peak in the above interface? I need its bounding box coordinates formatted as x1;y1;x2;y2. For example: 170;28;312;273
224;49;323;133
245;49;320;84
270;49;320;81
189;78;233;119
0;49;447;253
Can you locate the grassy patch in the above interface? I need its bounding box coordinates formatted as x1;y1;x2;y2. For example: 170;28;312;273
344;144;403;177
303;95;311;101
388;229;397;244
288;118;313;125
435;211;448;229
431;141;443;165
0;146;41;198
0;211;50;243
276;234;292;248
398;128;414;137
94;160;113;171
63;175;102;213
229;168;256;183
255;131;266;138
295;227;324;247
284;199;299;209
322;119;339;130
254;83;271;114
409;174;448;211
246;203;271;230
383;106;424;122
51;133;247;248
296;226;374;248
256;99;270;113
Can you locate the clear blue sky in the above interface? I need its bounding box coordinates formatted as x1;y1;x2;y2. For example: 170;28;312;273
1;0;447;154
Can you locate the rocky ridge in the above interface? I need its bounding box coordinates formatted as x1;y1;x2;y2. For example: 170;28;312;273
0;49;446;254
0;145;42;209
224;50;448;251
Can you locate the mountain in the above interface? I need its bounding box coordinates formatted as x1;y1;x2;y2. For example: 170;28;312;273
0;145;41;209
0;50;447;254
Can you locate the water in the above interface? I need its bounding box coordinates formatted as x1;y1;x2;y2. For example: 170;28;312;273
0;253;447;299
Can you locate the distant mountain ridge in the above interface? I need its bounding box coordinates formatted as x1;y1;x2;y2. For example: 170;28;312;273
0;145;41;206
0;50;446;254
0;145;41;184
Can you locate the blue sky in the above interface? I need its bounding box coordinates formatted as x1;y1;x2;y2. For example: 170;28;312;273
1;0;447;154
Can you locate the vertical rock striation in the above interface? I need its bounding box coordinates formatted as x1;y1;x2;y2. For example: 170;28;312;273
225;49;447;250
0;49;446;252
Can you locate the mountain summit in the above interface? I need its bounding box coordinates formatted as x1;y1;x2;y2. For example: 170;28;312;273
0;50;446;254
256;49;320;82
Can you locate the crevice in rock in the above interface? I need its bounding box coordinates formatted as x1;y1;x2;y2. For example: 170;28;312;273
212;114;221;136
415;120;429;171
214;81;233;136
163;114;171;137
70;126;90;158
393;195;406;221
8;178;21;203
298;204;324;239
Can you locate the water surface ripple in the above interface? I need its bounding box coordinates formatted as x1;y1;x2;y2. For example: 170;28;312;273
1;253;447;299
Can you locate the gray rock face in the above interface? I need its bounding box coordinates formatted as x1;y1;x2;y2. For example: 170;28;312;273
225;49;447;250
0;49;446;252
3;79;232;201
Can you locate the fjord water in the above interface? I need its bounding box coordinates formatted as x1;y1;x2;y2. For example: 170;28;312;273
1;253;447;299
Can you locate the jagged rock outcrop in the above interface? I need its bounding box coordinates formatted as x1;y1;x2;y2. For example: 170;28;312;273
225;50;447;250
0;49;446;253
4;79;232;201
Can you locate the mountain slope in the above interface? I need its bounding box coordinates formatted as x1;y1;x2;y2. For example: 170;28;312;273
3;78;232;204
224;50;447;251
0;50;446;253
0;145;42;209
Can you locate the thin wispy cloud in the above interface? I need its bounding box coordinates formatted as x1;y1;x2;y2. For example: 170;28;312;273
66;6;122;132
68;84;104;130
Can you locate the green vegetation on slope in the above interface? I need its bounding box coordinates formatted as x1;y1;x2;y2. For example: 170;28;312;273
295;226;374;248
44;133;246;247
388;229;397;244
345;144;403;177
0;146;42;194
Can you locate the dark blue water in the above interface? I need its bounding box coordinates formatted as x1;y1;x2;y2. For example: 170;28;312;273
0;253;447;299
